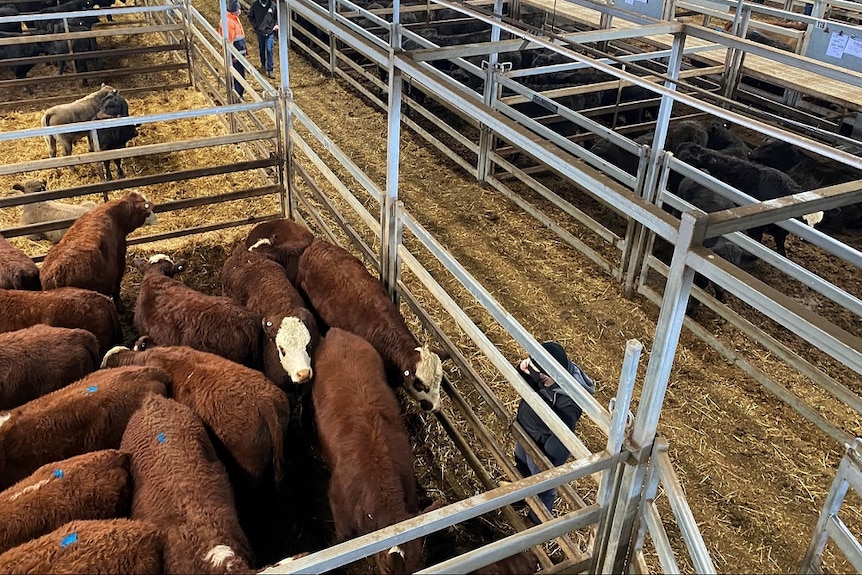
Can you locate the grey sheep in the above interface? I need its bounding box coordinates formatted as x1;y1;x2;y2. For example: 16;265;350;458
41;84;116;158
13;179;97;243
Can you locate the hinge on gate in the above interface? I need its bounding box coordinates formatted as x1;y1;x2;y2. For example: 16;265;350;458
480;60;513;73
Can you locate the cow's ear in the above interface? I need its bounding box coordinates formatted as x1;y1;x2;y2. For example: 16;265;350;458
12;183;23;191
432;347;450;362
130;257;146;271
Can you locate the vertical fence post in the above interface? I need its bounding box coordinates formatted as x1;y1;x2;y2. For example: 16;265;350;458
591;339;642;566
618;147;649;285
722;2;749;101
276;0;292;219
183;0;196;89
801;438;862;572
476;0;504;182
598;209;707;572
622;29;684;297
381;0;403;302
631;151;672;295
218;0;238;134
328;0;337;74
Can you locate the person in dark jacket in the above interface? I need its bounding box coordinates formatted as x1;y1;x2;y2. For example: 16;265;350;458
248;0;277;78
513;340;595;524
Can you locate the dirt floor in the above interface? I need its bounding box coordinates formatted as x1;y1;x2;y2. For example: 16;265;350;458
261;19;862;575
2;2;862;573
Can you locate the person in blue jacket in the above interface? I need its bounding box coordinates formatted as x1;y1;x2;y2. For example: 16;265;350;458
514;340;595;524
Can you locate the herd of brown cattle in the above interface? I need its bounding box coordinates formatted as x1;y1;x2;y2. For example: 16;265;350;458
0;188;537;574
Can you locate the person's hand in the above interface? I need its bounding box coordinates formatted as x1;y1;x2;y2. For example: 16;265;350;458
273;24;278;32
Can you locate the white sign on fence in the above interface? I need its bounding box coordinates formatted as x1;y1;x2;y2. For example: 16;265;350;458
826;32;849;58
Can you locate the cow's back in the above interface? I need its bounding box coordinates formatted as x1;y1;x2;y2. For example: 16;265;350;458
0;519;164;574
123;347;289;480
120;394;253;574
0;325;100;410
0;366;169;488
40;206;121;295
135;274;261;367
0;288;122;355
312;329;418;530
0;450;131;554
298;239;410;350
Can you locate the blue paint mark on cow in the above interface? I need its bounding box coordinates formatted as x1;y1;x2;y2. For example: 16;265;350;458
60;532;77;548
86;386;98;393
157;432;166;444
53;469;63;478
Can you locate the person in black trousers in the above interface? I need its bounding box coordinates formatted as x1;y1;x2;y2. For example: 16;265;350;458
513;341;595;524
248;0;277;78
219;0;247;98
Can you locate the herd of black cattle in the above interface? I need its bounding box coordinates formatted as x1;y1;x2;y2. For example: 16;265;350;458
0;0;116;78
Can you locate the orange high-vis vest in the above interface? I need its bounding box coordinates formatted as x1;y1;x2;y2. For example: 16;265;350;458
219;12;246;53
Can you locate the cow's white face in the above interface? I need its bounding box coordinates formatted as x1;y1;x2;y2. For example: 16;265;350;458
273;316;313;384
804;211;824;227
404;345;442;412
100;345;131;369
148;254;171;265
0;413;10;430
203;545;238;569
248;237;271;251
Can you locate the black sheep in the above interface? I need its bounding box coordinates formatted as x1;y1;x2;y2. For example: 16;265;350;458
0;31;62;80
746;29;794;52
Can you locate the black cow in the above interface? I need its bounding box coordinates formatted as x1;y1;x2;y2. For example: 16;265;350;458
34;0;94;31
0;31;54;79
47;21;99;75
93;92;138;180
0;5;22;33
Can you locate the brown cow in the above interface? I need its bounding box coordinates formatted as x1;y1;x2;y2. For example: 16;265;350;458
0;518;164;574
121;394;254;574
243;218;314;283
313;328;428;574
0;287;121;355
0;366;169;488
0;325;100;410
0;450;131;554
39;190;157;311
133;254;261;368
0;234;39;290
298;238;444;412
222;239;318;386
102;343;289;480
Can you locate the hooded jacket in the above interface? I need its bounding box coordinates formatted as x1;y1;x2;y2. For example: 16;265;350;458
248;0;277;36
516;359;595;465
